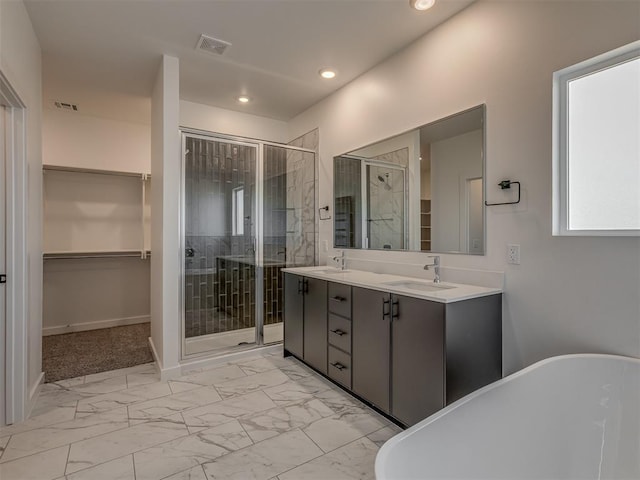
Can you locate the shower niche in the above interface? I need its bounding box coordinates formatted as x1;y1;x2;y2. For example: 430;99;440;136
181;131;316;357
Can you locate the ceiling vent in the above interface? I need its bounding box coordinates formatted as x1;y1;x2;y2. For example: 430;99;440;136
54;101;78;112
196;34;231;56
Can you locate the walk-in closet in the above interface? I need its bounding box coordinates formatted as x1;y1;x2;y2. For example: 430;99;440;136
42;165;152;381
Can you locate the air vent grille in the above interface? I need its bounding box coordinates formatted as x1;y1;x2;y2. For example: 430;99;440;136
196;34;231;56
54;101;78;112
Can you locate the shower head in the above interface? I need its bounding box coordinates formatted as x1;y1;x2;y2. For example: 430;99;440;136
377;174;392;190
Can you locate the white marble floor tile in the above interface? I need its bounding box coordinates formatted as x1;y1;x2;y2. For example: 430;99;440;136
278;437;379;480
214;369;290;399
134;420;252;480
66;413;189;474
0;407;129;463
0;436;9;460
83;363;156;383
366;424;402;447
67;375;128;395
42;376;86;390
177;365;247;388
0;402;77;438
201;429;323;480
0;445;69;480
32;389;92;417
65;454;135;480
233;356;294;375
239;398;334;443
128;386;222;424
279;363;314;381
75;381;172;415
302;412;385;453
262;377;334;406
126;370;160;388
168;379;206;394
163;465;207;480
182;391;278;433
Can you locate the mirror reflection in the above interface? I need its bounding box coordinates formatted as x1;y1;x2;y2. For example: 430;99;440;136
334;105;485;254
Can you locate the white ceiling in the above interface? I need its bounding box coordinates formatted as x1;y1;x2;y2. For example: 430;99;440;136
24;0;474;124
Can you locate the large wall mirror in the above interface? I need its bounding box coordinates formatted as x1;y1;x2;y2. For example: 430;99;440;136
333;104;485;254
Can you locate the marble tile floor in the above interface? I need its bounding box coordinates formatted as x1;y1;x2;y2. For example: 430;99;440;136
0;348;402;480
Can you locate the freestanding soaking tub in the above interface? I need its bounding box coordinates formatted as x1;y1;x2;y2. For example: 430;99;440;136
376;354;640;480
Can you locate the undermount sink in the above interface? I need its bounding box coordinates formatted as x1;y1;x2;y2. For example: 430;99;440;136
382;280;455;292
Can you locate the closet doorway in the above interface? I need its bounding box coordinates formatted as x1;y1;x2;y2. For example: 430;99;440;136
181;131;316;357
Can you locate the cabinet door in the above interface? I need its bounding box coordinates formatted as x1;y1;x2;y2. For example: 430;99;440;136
391;294;444;426
303;277;328;375
352;287;390;413
283;273;304;358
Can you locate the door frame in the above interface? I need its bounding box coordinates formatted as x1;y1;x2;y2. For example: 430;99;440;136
0;70;29;425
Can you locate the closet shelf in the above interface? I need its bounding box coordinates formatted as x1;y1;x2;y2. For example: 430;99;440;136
43;164;151;179
43;250;151;260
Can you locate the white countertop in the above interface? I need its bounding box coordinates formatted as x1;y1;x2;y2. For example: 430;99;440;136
281;266;502;304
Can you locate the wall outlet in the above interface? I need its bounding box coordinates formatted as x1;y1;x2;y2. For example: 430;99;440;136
507;244;521;265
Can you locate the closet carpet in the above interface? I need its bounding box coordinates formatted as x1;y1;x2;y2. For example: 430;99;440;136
43;323;154;383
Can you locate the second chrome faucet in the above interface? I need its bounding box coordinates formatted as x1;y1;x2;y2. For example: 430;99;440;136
332;250;346;270
423;255;440;283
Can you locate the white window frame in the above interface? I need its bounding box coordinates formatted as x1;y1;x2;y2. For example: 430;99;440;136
552;40;640;236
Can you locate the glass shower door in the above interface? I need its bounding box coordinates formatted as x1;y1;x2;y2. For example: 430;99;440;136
182;134;258;356
262;144;316;344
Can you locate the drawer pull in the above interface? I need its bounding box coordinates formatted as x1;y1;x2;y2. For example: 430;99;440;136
330;362;346;371
330;296;346;302
330;329;346;336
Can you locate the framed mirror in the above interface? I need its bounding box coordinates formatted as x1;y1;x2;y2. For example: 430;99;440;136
334;104;485;255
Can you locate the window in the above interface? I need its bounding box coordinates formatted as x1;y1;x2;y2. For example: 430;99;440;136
553;41;640;236
232;187;244;236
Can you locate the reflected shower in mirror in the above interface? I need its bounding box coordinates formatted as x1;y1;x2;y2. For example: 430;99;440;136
334;105;485;254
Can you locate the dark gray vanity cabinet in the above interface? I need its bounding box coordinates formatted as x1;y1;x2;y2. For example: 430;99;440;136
352;287;391;413
283;273;328;375
391;295;445;426
352;287;445;424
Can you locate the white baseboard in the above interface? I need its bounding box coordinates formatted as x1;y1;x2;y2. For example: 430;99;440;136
26;372;45;419
147;336;182;381
43;316;150;336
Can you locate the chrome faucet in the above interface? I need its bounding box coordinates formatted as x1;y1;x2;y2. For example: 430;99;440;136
424;255;440;283
332;250;346;270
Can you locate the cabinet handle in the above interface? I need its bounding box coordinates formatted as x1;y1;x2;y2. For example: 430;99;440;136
382;298;391;319
392;298;399;320
297;279;303;294
330;329;346;336
303;278;309;294
330;362;346;371
330;296;346;302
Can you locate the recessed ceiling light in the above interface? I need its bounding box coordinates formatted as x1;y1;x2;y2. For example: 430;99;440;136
319;68;337;79
410;0;436;11
237;96;250;103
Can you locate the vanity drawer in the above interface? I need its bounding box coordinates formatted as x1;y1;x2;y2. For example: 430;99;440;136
328;314;351;354
328;346;352;389
328;282;351;318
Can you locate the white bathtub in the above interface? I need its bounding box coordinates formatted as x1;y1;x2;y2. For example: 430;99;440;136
376;354;640;480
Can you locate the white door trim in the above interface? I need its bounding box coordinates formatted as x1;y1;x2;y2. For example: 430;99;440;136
0;70;29;425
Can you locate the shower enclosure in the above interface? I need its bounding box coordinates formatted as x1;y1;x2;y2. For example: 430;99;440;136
181;131;316;357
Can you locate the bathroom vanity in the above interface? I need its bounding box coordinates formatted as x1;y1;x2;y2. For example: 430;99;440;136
282;266;502;427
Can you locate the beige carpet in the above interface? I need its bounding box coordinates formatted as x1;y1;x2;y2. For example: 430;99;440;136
43;323;154;383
